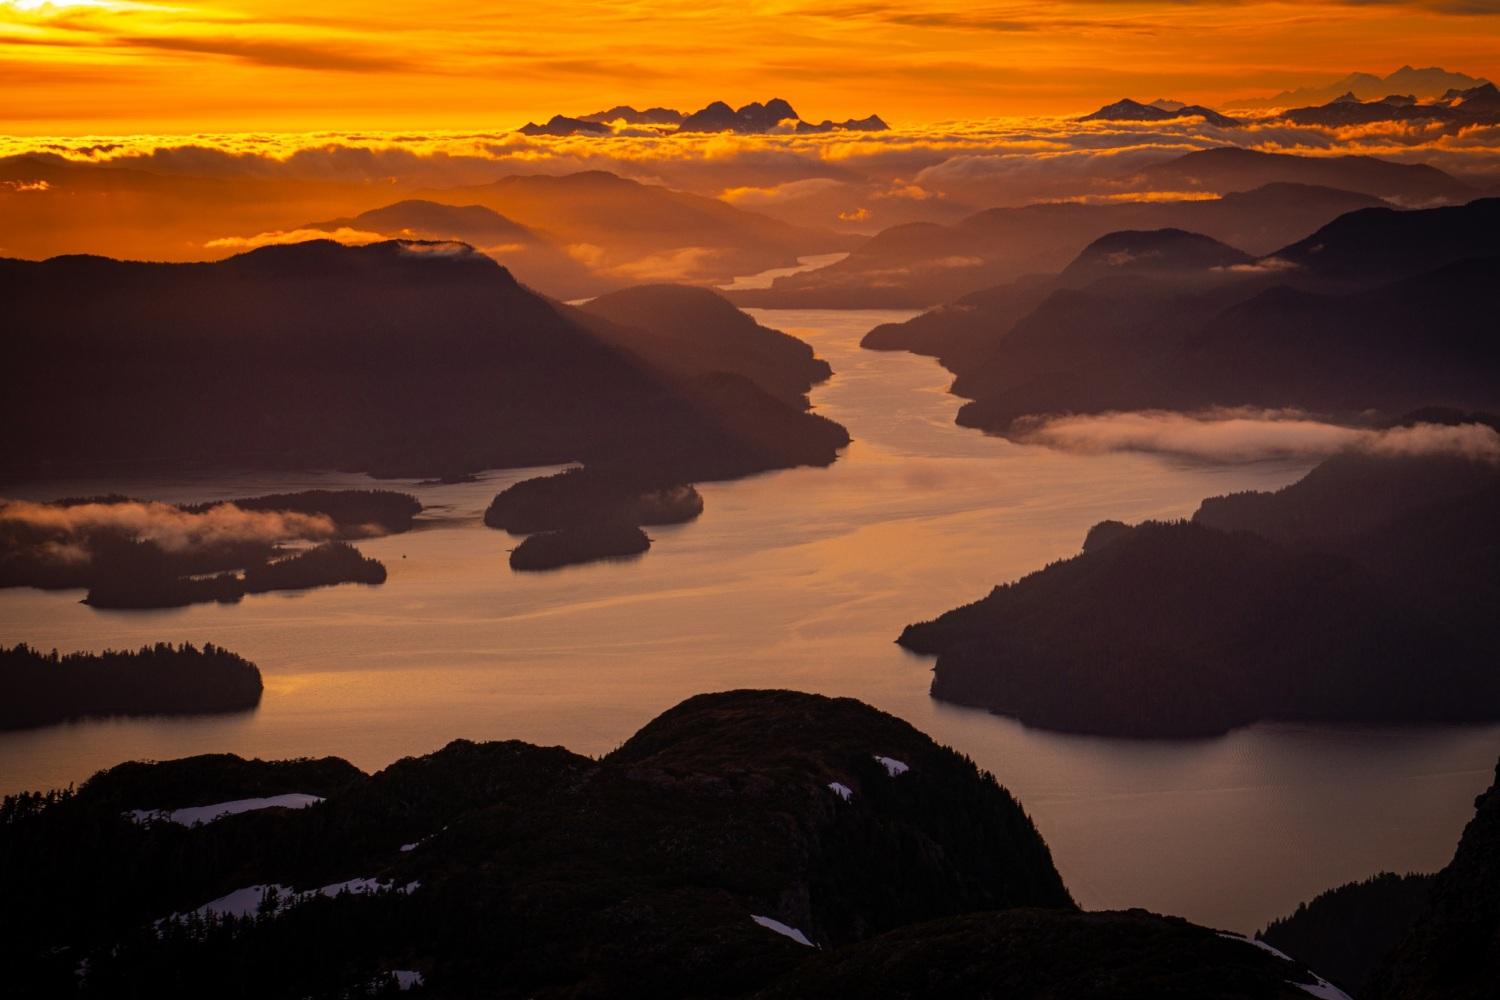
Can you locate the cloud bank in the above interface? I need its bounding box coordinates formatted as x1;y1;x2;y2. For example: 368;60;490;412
1010;409;1500;463
0;499;340;552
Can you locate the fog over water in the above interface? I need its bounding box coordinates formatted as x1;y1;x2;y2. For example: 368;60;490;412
2;308;1495;933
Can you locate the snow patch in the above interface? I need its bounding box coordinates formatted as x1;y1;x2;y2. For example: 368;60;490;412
127;792;324;827
873;755;909;777
827;782;853;802
751;914;815;948
1219;933;1352;1000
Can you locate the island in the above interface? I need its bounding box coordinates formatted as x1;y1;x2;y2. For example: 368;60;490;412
0;642;263;730
509;523;651;571
3;492;406;609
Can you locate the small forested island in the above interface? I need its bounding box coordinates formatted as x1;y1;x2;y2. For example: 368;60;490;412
509;523;651;571
484;467;703;534
4;689;1493;997
1;491;408;609
0;643;263;730
485;467;704;570
900;450;1500;737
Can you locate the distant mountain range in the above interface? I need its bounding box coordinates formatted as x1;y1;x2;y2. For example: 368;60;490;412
520;98;888;136
1136;147;1475;205
1235;65;1492;108
732;177;1394;308
732;148;1478;308
406;169;853;289
1277;82;1500;128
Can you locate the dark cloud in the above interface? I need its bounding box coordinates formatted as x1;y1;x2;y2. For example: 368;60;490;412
121;36;417;74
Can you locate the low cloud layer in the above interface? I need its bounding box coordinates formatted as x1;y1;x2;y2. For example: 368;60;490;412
0;499;340;552
1011;409;1500;463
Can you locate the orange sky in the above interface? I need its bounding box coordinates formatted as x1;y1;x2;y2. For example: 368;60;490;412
2;1;1498;134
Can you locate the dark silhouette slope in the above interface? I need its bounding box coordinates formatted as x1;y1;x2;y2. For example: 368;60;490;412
1080;98;1239;128
303;199;612;299
860;198;1500;432
899;453;1500;737
1369;758;1500;999
0;239;847;482
1258;872;1436;997
758;909;1328;999
2;690;1075;997
579;284;832;407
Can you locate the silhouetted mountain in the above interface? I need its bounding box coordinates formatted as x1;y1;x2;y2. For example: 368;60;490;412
301;198;614;299
1;239;847;483
871;198;1500;433
1;642;263;729
517;114;611;137
1371;757;1500;999
1258;872;1435;997
1237;66;1491;109
863;227;1250;374
794;114;889;134
734;182;1382;307
1;690;1078;997
1272;197;1500;283
1137;148;1473;205
1058;228;1253;284
1080;98;1239;128
312;200;537;245
1194;452;1500;545
579;284;833;408
899;452;1500;737
417;170;851;284
578;105;685;125
677;98;800;133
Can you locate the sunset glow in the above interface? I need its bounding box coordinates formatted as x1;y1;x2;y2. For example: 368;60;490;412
4;1;1499;133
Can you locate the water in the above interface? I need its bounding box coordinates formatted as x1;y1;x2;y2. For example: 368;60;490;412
2;308;1495;934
